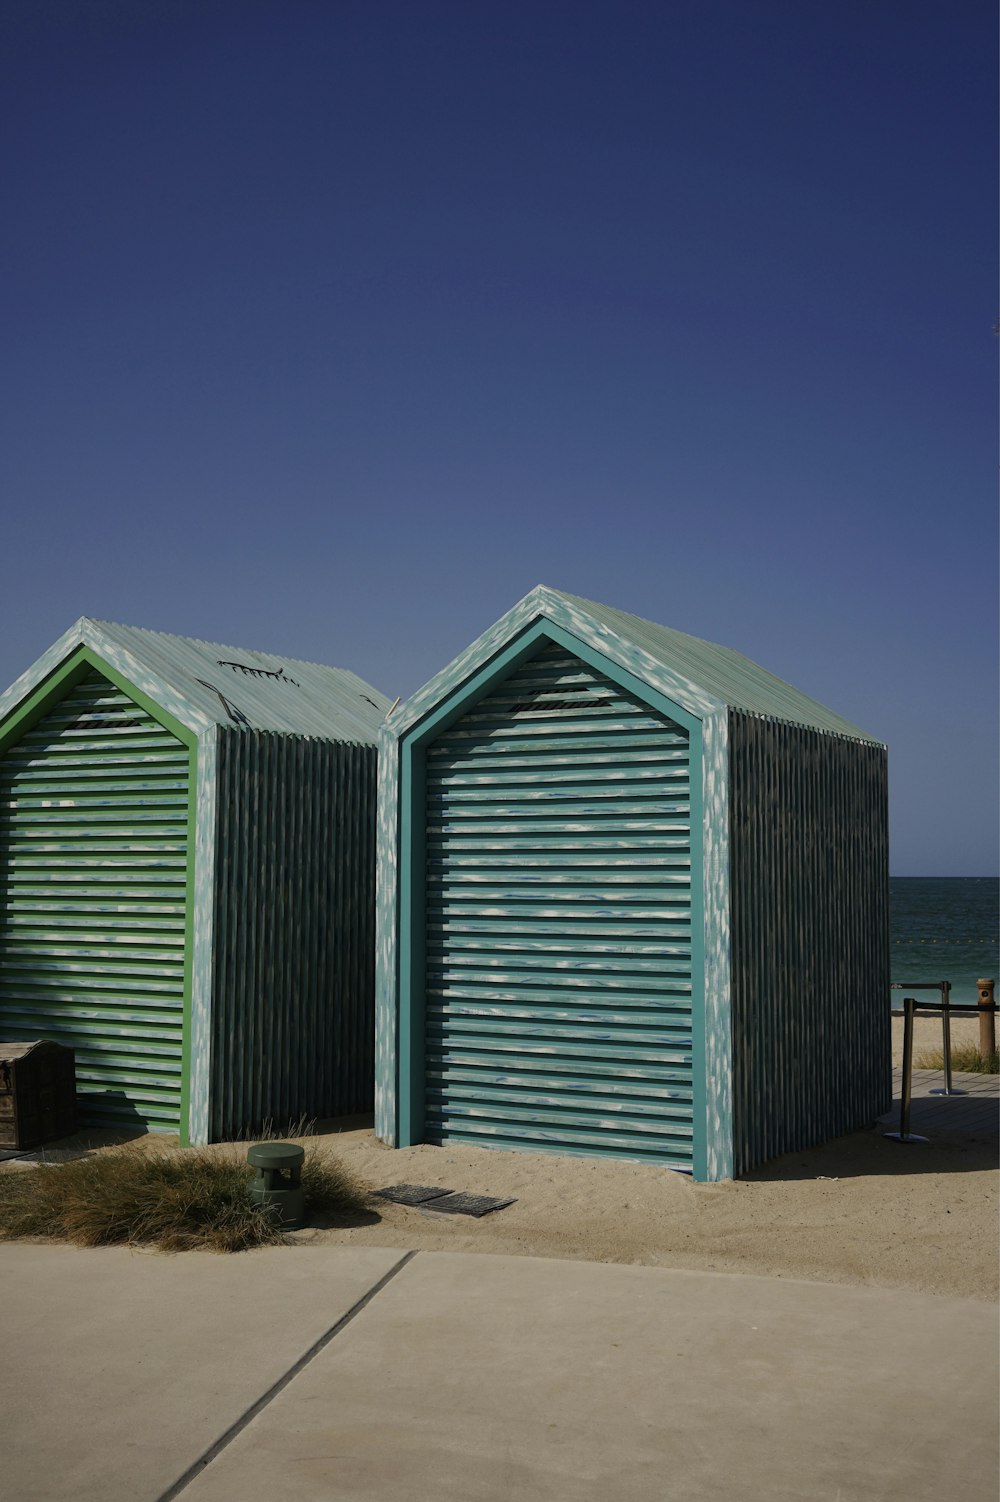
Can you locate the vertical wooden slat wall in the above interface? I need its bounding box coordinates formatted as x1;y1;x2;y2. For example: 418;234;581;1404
728;713;890;1175
210;731;377;1139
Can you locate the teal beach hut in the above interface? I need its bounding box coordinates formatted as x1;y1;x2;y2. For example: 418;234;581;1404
375;587;889;1180
0;619;391;1144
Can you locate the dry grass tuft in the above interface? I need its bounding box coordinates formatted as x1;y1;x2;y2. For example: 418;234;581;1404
914;1042;999;1075
0;1145;370;1252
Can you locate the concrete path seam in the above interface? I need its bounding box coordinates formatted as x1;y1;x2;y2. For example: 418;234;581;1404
155;1248;419;1502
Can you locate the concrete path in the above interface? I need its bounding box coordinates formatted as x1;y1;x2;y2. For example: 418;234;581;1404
0;1244;406;1502
2;1245;996;1502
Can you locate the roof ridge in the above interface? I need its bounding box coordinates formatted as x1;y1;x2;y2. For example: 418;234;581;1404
83;618;364;679
528;587;879;745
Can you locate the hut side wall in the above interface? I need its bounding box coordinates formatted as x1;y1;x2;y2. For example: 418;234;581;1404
208;730;377;1140
728;713;890;1176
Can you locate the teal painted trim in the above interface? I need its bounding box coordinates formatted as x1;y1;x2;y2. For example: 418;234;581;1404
186;725;218;1145
374;722;400;1142
701;710;732;1180
387;616;722;1166
392;588;722;742
375;596;738;1171
408;620;705;750
397;748;427;1146
687;723;707;1181
394;622;584;1147
420;640;698;1162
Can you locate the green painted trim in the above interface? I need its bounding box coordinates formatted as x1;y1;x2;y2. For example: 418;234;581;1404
0;644;198;757
0;617;391;744
177;739;198;1146
396;618;706;1162
397;749;427;1145
186;727;218;1146
0;645;199;1142
0;655;94;758
687;740;707;1181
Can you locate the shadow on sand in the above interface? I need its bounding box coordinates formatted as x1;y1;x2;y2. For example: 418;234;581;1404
743;1121;996;1182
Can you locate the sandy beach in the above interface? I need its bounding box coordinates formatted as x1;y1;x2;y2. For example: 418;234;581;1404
6;1045;996;1304
891;1012;987;1067
278;1108;995;1303
284;1020;994;1299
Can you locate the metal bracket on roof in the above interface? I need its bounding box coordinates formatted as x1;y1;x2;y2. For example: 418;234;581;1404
216;659;300;687
196;679;253;728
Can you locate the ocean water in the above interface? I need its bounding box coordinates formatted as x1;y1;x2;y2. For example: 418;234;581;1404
890;877;999;1007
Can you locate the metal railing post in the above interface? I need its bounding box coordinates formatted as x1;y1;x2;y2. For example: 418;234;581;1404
884;996;928;1144
924;979;960;1099
901;995;915;1136
942;980;953;1092
931;980;966;1096
978;978;997;1059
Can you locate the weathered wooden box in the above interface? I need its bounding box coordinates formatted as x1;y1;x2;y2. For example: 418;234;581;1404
0;1041;77;1150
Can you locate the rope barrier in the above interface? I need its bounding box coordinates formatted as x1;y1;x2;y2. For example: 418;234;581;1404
886;981;998;1145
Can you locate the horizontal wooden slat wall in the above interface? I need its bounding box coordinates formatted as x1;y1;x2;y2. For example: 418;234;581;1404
423;641;694;1165
728;713;890;1175
210;731;377;1139
0;669;189;1130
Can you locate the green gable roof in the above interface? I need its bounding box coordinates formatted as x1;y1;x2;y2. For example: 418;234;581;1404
548;588;879;743
387;586;880;746
0;618;392;744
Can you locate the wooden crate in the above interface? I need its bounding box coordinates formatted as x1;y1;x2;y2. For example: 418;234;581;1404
0;1041;77;1150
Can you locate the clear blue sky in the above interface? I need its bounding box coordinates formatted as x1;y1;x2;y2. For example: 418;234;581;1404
1;1;995;875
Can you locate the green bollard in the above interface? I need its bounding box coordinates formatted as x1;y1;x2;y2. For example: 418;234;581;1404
247;1142;306;1229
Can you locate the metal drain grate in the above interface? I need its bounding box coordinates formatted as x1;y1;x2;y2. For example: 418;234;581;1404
374;1184;517;1216
374;1184;453;1207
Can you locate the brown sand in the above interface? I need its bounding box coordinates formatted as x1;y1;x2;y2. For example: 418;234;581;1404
284;1116;997;1303
6;1069;996;1302
285;1022;994;1299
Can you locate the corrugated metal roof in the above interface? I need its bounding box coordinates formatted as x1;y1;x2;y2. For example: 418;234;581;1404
0;618;392;743
545;588;880;743
86;620;392;741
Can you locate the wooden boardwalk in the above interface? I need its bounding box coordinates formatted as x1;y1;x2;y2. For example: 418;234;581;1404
881;1068;999;1137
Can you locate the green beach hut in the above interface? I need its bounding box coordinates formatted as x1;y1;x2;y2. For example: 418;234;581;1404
0;618;391;1144
375;586;890;1180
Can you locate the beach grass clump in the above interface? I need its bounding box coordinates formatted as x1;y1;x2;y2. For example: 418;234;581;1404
0;1145;369;1253
914;1043;999;1075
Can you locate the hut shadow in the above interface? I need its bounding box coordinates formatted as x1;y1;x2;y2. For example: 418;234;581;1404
742;1123;997;1182
308;1112;376;1137
8;1119;149;1165
301;1205;385;1231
